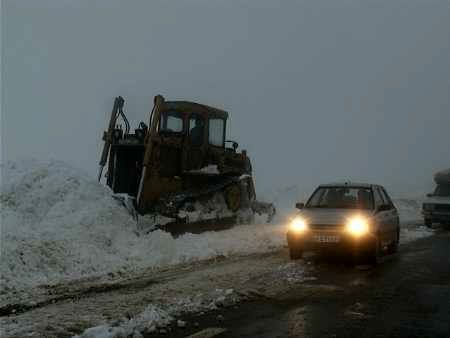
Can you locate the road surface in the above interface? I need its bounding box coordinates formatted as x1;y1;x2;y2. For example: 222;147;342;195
158;231;450;338
1;228;444;338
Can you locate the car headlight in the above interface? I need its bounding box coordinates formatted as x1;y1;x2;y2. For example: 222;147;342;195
290;217;308;233
346;217;369;236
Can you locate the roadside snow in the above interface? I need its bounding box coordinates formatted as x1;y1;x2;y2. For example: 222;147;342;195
74;288;239;338
394;198;434;244
394;198;424;224
0;160;284;292
400;226;434;244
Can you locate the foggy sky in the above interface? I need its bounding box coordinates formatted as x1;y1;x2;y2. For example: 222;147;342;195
2;0;450;197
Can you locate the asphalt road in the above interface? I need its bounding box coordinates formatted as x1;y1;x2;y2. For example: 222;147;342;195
166;231;450;338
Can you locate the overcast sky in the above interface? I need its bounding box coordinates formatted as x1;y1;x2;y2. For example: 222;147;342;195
2;0;450;197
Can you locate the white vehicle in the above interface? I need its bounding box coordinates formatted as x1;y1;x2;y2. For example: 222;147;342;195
423;169;450;227
287;182;400;264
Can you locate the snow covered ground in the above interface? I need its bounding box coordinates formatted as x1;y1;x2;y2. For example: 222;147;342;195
74;288;239;338
0;160;436;338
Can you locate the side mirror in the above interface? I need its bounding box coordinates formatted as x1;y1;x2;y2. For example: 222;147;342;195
295;202;304;210
225;140;239;151
377;204;390;212
426;193;433;197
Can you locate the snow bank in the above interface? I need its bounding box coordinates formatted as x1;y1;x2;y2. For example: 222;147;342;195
74;288;239;338
0;160;285;291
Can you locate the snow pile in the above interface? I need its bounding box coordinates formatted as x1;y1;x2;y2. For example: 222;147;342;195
1;159;139;291
0;160;285;291
76;305;172;338
74;288;239;338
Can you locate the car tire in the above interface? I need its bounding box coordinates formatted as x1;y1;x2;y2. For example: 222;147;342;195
367;237;381;265
387;228;400;254
289;247;303;260
425;218;433;228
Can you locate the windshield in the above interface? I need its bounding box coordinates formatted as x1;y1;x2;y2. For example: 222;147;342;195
433;184;450;197
159;111;183;133
209;118;225;147
306;187;374;210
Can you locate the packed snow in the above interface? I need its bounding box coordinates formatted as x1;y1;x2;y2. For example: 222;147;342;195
74;288;239;338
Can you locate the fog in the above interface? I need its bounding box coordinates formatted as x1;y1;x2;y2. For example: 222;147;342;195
2;0;450;197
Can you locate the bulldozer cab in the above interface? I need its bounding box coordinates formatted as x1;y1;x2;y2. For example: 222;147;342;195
157;100;228;172
100;95;253;215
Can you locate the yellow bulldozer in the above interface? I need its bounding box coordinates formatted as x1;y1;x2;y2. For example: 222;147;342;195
98;95;274;234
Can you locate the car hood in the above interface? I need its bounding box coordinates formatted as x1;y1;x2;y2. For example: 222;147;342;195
298;208;374;225
424;196;450;205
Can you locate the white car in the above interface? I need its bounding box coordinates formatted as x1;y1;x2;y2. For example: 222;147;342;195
287;182;400;263
422;183;450;227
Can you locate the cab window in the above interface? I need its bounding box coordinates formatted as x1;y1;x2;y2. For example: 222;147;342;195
160;111;183;133
434;184;450;197
209;118;225;147
380;187;394;209
189;114;205;146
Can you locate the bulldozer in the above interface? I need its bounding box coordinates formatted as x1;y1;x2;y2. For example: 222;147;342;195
98;95;274;234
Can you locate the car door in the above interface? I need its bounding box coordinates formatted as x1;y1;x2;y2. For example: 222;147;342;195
380;186;400;242
373;187;391;247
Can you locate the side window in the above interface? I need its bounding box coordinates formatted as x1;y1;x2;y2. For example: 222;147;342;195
380;187;394;208
189;114;205;146
307;188;327;207
373;188;384;209
160;111;183;133
209;118;225;147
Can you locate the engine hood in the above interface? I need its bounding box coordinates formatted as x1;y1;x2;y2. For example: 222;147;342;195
298;208;374;225
424;196;450;205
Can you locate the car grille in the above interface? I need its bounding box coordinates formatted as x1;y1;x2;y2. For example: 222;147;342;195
309;224;344;231
434;204;450;212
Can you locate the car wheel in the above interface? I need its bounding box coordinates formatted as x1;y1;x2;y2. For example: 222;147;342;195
367;237;381;265
289;247;303;260
425;218;433;228
387;228;399;254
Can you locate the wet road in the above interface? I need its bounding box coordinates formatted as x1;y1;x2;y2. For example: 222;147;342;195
168;232;450;338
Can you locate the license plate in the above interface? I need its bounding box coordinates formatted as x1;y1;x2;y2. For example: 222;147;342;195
313;235;340;243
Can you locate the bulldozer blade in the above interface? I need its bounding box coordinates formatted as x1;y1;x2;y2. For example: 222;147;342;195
157;216;238;237
112;193;139;220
